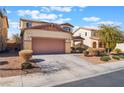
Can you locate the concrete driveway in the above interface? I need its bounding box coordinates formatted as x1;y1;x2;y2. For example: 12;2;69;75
1;54;124;87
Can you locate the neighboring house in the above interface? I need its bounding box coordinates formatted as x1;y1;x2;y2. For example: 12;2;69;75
73;27;105;48
115;43;124;52
20;18;74;54
0;16;9;52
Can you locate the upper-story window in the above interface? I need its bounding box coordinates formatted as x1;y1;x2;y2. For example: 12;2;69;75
85;32;87;36
92;32;97;37
26;22;32;28
63;27;71;31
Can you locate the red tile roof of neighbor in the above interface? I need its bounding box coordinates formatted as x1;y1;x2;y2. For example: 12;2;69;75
20;18;74;27
73;27;98;33
61;23;74;27
72;36;85;40
90;36;100;40
22;23;73;34
20;18;49;24
80;27;98;31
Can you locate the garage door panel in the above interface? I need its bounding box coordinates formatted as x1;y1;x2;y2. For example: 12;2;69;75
32;38;65;54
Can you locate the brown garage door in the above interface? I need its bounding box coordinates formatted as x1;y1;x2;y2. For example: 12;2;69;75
32;37;65;54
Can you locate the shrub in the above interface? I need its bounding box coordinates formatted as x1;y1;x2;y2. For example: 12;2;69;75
71;47;75;53
77;47;84;53
21;62;33;69
94;50;100;56
84;51;89;56
112;55;120;60
114;48;122;54
87;48;94;56
100;52;108;56
119;55;124;59
100;56;111;61
19;50;33;61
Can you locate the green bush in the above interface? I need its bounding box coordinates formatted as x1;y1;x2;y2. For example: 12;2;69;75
119;55;124;59
84;51;89;56
114;48;122;54
76;47;84;53
100;56;111;61
21;62;33;69
94;50;100;56
112;55;120;60
100;52;108;56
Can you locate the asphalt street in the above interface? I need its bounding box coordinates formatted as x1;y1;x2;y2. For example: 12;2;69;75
56;69;124;87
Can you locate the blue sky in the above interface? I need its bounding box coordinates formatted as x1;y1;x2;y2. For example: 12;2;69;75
0;6;124;38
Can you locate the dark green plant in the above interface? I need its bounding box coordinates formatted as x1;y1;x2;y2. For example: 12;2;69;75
100;52;108;56
112;55;120;60
94;50;100;56
76;47;84;53
119;55;124;59
21;62;33;69
98;24;124;53
100;56;111;61
84;51;89;56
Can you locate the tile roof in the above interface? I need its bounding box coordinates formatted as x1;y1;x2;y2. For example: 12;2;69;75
61;23;74;27
72;36;84;40
73;27;98;34
22;23;72;34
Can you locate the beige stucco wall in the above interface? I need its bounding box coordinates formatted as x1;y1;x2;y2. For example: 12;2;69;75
23;29;72;53
115;43;124;52
20;20;48;29
73;28;93;47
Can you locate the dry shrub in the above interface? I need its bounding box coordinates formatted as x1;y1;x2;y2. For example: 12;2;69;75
19;50;33;61
87;48;105;56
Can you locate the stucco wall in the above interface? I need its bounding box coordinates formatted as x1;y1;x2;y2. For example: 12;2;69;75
115;43;124;52
23;29;72;53
73;28;92;47
20;20;48;29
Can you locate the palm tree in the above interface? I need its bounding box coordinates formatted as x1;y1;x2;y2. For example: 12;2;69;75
98;24;124;53
0;8;7;51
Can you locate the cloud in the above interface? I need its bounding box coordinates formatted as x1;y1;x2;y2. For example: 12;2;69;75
83;25;98;29
40;6;87;12
7;10;11;13
53;18;71;24
17;10;58;20
82;16;101;22
97;21;122;26
41;6;73;12
9;21;19;29
17;9;71;23
32;13;58;20
40;7;51;12
50;6;73;12
17;10;40;16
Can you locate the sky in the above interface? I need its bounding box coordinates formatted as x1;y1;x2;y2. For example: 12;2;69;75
0;6;124;38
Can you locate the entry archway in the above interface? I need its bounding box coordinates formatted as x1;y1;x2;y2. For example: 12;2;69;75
93;42;97;48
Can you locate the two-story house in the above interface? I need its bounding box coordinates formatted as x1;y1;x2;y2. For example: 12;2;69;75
73;27;105;48
20;18;74;54
0;16;9;52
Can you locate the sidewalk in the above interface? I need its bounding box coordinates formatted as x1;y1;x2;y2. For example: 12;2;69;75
0;54;124;87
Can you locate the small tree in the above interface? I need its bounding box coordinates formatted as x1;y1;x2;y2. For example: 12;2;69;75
12;33;21;44
98;24;124;53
